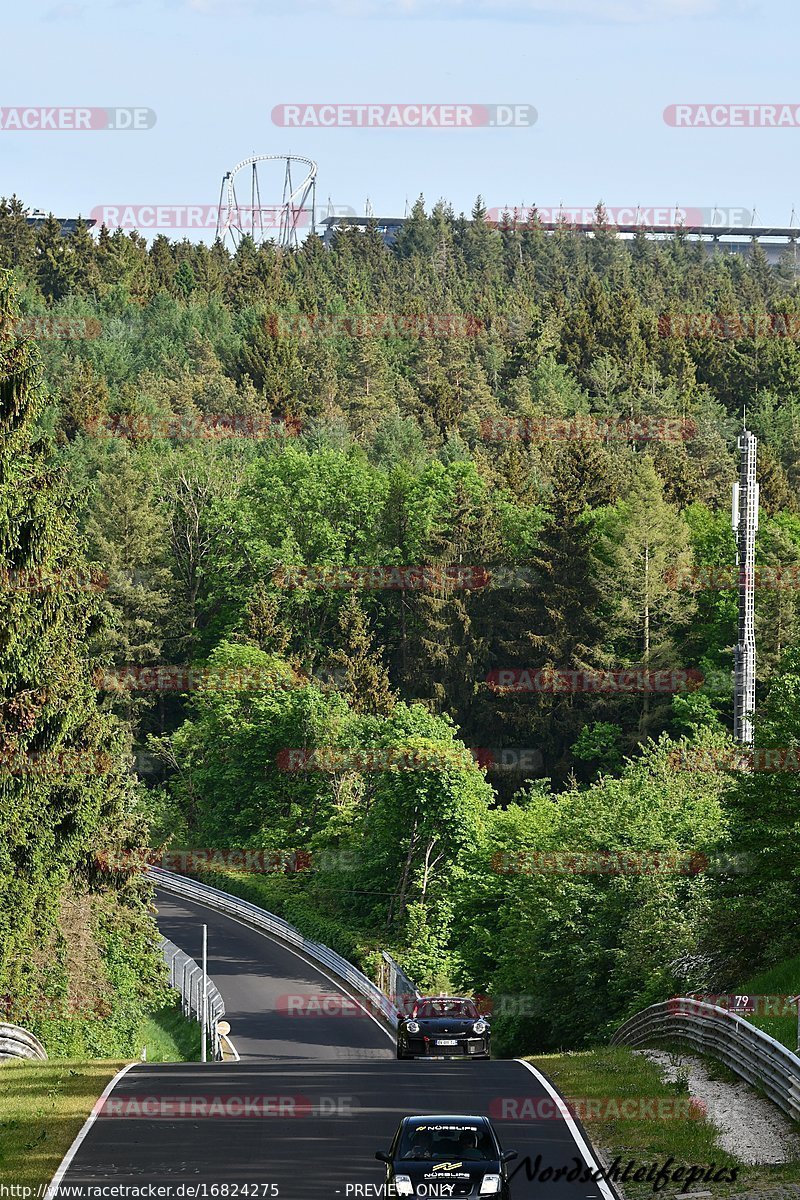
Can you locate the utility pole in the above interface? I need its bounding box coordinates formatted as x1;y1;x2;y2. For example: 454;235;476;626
732;428;758;745
201;923;208;1063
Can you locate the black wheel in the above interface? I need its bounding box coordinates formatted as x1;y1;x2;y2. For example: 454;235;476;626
396;1043;412;1059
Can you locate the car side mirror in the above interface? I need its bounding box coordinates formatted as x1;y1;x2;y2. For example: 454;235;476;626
501;1151;518;1163
375;1151;391;1163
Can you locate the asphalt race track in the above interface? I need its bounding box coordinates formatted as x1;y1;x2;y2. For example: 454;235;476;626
54;889;615;1200
154;890;393;1061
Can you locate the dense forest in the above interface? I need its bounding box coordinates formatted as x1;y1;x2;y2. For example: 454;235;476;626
2;193;800;1056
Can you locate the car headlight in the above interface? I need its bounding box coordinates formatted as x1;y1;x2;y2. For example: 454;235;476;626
479;1174;501;1194
405;1020;420;1033
394;1175;414;1196
473;1020;487;1034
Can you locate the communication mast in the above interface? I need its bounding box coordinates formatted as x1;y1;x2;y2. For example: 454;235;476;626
215;155;317;250
732;427;758;744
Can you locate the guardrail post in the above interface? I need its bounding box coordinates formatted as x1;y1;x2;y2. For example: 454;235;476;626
201;924;208;1063
148;866;403;1032
612;997;800;1124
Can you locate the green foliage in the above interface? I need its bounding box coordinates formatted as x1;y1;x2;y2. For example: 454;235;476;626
711;647;800;968
0;269;166;1056
453;737;730;1054
4;196;800;1058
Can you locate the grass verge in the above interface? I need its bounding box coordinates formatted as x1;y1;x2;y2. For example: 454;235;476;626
139;1000;201;1063
534;1045;800;1198
0;1058;127;1191
736;955;800;1054
0;1002;201;1190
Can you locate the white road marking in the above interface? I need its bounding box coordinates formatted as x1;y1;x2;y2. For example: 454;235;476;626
158;888;395;1045
513;1059;617;1200
48;1061;139;1194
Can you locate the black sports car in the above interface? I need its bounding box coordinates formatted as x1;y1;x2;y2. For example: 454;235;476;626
396;996;491;1059
376;1114;517;1198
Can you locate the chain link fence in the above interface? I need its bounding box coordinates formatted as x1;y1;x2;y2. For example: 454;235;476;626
160;935;226;1061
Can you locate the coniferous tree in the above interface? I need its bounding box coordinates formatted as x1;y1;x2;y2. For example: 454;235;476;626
593;454;696;735
0;271;164;1037
35;214;78;301
85;450;174;666
327;594;394;715
0;195;36;273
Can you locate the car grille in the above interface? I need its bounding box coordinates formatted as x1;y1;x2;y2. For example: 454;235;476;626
423;1037;486;1055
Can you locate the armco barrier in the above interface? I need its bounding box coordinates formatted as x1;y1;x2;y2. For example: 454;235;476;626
149;867;401;1030
379;950;421;1015
612;998;800;1121
0;1022;47;1060
160;935;226;1061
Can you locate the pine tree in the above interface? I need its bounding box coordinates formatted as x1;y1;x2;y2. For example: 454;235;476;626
149;235;177;292
394;196;435;259
244;582;292;656
0;271;163;1027
327;594;394;714
35;214;77;301
85;450;174;665
483;441;617;779
66;218;99;294
0;195;36;273
593;454;696;734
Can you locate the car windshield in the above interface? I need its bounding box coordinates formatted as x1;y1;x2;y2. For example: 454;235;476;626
398;1123;496;1162
414;999;479;1019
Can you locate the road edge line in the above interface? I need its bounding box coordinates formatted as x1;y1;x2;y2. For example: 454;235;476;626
47;1061;139;1195
156;888;395;1046
514;1058;620;1200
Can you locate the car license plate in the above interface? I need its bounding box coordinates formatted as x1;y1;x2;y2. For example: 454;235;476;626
436;1039;458;1046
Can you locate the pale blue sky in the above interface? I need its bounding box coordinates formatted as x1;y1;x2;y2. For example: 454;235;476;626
3;0;798;237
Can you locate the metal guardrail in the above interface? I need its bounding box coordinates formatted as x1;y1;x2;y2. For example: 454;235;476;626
612;998;800;1122
160;935;226;1061
379;950;420;1016
149;867;401;1030
0;1022;47;1060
